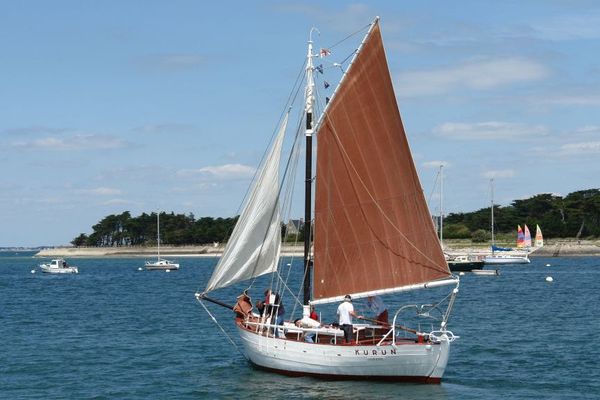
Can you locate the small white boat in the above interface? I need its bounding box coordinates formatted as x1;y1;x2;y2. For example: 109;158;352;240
39;258;79;274
483;254;530;265
145;258;179;270
145;212;179;271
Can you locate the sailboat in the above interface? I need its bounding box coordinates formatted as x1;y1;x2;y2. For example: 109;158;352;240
435;165;484;272
196;18;459;382
517;225;525;248
145;212;179;270
483;180;530;265
535;224;544;247
523;224;532;248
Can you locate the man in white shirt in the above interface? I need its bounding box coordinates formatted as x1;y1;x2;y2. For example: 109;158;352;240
337;294;359;344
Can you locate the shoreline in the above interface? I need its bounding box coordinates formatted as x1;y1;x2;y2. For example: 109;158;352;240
33;239;600;258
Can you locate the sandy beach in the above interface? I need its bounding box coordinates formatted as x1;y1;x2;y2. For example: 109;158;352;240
34;239;600;258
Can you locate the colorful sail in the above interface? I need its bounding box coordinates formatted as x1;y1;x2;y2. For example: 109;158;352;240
535;224;544;247
312;22;452;305
517;225;525;248
524;224;532;247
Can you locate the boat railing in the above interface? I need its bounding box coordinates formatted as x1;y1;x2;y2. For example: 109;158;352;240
388;304;450;346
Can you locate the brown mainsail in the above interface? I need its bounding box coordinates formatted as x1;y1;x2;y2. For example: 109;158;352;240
312;21;451;303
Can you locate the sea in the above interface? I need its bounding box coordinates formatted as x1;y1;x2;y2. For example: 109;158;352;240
1;252;599;399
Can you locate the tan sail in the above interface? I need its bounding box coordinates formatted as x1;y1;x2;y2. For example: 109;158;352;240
313;22;451;303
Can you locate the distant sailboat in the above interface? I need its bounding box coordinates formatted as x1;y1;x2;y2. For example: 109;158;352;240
523;224;532;248
145;212;179;271
535;225;544;247
484;180;530;265
517;225;525;248
197;18;459;382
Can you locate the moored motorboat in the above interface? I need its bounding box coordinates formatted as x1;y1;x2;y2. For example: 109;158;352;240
39;258;78;274
448;255;485;271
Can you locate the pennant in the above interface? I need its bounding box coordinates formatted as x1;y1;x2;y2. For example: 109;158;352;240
320;48;331;57
315;64;323;74
324;81;330;89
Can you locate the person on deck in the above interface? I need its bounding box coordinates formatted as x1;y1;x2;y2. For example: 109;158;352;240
367;295;389;325
309;305;319;322
337;294;360;344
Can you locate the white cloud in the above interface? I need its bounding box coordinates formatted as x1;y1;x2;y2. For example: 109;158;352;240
422;160;450;169
11;134;128;151
559;141;600;155
433;121;548;140
531;13;600;41
395;58;549;97
101;198;137;206
537;94;600;107
86;187;122;196
482;169;515;179
177;163;256;180
133;123;196;135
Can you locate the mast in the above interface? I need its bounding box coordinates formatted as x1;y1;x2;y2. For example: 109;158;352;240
490;179;495;254
302;28;317;305
157;212;161;261
439;165;444;247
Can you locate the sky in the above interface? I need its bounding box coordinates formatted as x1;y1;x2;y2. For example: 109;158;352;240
1;0;599;247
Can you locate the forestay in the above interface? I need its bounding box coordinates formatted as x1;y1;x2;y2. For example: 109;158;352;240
204;114;288;293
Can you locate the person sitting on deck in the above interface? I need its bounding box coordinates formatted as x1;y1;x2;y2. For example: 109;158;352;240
273;293;285;337
309;305;319;322
367;295;389;325
294;318;317;343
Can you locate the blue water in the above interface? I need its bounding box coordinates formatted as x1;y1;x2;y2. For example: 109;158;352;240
1;252;599;399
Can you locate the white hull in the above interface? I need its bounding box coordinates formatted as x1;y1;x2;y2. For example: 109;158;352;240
483;255;530;265
236;325;450;382
145;260;179;270
40;265;78;274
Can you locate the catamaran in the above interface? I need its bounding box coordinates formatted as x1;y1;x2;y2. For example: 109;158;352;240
196;18;460;382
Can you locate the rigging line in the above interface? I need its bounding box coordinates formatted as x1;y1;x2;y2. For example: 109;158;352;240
325;22;373;51
427;168;441;208
197;299;248;360
322;116;449;275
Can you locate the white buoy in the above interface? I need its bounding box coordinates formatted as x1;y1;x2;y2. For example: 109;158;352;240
31;269;36;274
459;272;465;276
545;276;553;282
545;263;551;267
138;267;143;271
166;269;170;273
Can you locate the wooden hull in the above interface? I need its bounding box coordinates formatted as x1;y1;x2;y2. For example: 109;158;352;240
236;324;450;382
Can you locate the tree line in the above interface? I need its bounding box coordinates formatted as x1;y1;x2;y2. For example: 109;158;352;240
443;188;600;240
72;188;599;247
71;212;239;247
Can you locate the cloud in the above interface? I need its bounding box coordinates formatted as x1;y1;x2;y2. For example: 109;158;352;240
422;160;450;169
101;198;138;206
177;163;256;180
133;123;196;135
85;187;123;196
1;126;68;136
531;13;600;41
559;141;600;155
10;134;129;151
482;169;515;179
536;94;600;107
395;57;549;97
274;3;376;33
433;121;548;140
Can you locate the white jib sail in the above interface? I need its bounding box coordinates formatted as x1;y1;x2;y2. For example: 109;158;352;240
204;113;288;293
